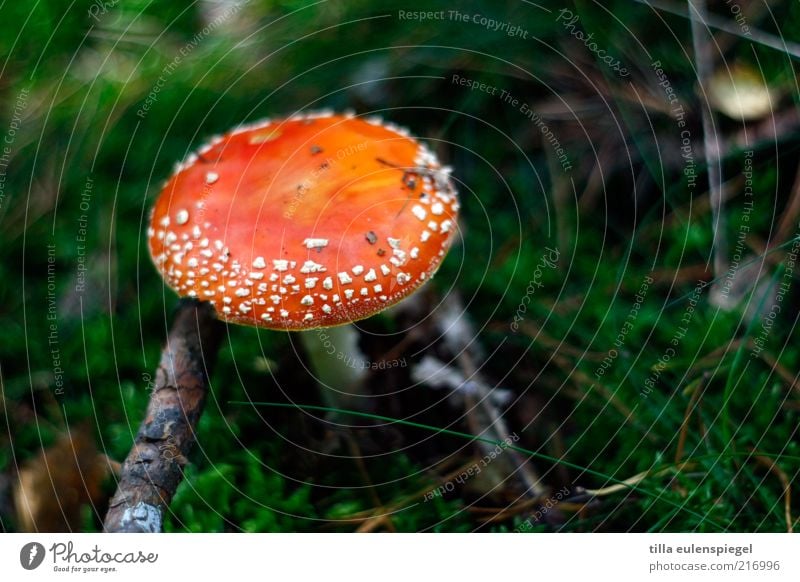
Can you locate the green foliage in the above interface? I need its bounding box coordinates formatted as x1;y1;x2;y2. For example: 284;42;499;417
165;453;316;533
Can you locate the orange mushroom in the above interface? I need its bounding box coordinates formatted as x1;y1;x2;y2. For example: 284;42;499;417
148;111;459;330
108;112;459;531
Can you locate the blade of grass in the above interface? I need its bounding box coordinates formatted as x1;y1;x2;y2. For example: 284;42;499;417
720;264;784;456
231;400;755;530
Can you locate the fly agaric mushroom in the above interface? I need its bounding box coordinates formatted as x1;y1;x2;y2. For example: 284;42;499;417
148;111;459;408
147;111;459;329
106;112;459;532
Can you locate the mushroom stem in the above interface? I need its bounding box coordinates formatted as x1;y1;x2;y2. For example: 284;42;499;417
298;324;371;413
104;299;223;532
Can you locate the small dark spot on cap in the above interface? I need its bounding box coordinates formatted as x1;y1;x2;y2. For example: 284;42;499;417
377;248;386;257
319;162;330;170
365;231;377;244
310;145;323;155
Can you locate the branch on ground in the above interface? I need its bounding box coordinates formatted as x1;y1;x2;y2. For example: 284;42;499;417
103;299;222;533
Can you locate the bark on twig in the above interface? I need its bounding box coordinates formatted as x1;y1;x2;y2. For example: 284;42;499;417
104;299;222;532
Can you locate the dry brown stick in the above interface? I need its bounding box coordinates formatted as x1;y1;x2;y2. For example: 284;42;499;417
751;453;794;533
104;299;223;532
639;0;800;59
689;0;728;306
773;163;800;248
458;351;546;497
675;374;707;465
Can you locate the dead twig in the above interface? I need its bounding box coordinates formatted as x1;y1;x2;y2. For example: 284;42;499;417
638;0;800;60
675;374;707;465
429;294;546;497
756;351;800;398
103;300;222;532
688;0;728;308
344;434;396;532
751;453;794;533
772;163;800;250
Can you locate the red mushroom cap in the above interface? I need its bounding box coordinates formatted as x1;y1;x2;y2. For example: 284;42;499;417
147;111;459;330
